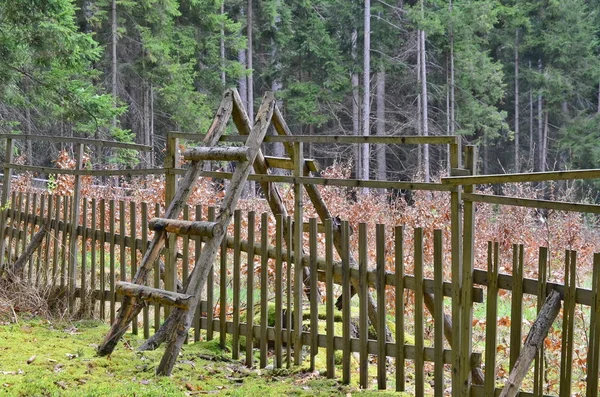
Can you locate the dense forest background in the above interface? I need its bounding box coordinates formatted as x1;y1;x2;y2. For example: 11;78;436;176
1;0;600;199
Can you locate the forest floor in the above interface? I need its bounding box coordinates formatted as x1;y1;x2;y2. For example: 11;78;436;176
0;313;404;397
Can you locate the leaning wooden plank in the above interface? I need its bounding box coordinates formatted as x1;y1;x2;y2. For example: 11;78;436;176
116;282;193;309
97;90;234;357
9;221;50;279
183;147;251;162
149;218;224;238
498;289;561;397
140;92;276;376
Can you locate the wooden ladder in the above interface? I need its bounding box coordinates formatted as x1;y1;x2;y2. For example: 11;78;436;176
97;90;276;365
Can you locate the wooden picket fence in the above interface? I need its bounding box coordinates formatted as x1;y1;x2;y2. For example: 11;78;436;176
1;191;599;396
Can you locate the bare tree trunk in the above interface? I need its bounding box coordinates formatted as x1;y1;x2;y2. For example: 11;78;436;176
111;0;118;130
247;0;255;198
528;63;534;170
416;31;422;178
352;28;361;178
420;28;430;182
149;84;154;168
26;107;32;165
536;59;543;173
220;2;226;85
542;111;548;173
376;69;386;185
362;0;371;185
237;8;247;112
514;29;520;172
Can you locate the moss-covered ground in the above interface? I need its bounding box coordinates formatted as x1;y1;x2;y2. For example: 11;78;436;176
0;317;408;396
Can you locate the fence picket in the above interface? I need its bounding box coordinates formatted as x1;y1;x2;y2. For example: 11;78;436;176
534;246;548;397
433;229;444;396
560;250;577;396
285;216;293;368
484;242;499;396
325;218;335;379
206;206;216;341
219;209;228;349
34;194;46;286
194;205;203;342
99;199;106;320
141;202;149;338
90;199;97;311
109;200;116;322
395;225;405;392
27;193;38;283
274;214;283;368
153;203;160;329
80;198;88;315
359;222;369;389
13;192;24;263
20;193;30;275
587;253;600;397
414;227;425;396
129;201;137;335
232;209;241;359
309;217;318;373
52;196;61;288
341;220;351;385
59;196;69;288
246;211;255;368
259;212;268;369
509;244;524;371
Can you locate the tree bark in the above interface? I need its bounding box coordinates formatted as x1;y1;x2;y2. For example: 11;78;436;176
220;1;226;85
499;290;561;397
111;0;118;129
376;69;386;186
352;28;361;178
514;29;520;172
362;0;371;185
536;59;543;173
420;27;430;182
247;0;255;198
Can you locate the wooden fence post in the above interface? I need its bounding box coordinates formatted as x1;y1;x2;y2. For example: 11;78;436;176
164;134;179;317
449;141;463;395
459;144;477;396
68;143;84;312
2;137;14;207
293;141;304;366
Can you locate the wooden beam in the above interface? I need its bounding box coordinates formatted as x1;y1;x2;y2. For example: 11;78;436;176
499;290;562;397
0;134;152;151
263;156;319;172
149;218;224;238
169;132;459;145
183;147;251;162
464;193;600;214
442;169;600;185
6;164;167;177
116;282;193;309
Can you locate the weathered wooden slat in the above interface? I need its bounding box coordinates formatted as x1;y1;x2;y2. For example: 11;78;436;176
587;253;600;397
559;251;576;396
0;134;152;151
206;206;215;341
259;212;269;369
533;247;548;397
341;221;351;385
414;227;425;396
109;200;116;323
359;223;369;389
395;226;405;392
443;168;600;185
116;282;192;309
464;192;600;214
129;201;137;335
232;210;241;360
499;290;562;397
285;216;293;368
149;218;223;238
510;245;524;371
245;211;256;368
309;218;318;373
433;229;444;397
274;214;283;369
484;242;499;396
6;164;166;177
170;132;459;145
324;219;335;379
376;224;387;390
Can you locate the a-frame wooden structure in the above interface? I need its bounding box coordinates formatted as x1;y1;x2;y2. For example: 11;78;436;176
97;89;390;375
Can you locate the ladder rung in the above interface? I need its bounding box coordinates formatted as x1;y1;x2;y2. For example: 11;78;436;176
263;156;319;172
183;147;251;162
116;282;192;309
149;218;224;238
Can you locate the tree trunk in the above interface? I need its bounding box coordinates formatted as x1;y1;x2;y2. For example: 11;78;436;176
376;69;386;185
247;0;255;198
352;28;360;178
536;59;543;173
420;28;430;182
416;31;422;178
514;29;520;172
220;2;226;85
111;0;118;130
362;0;371;185
529;65;534;170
